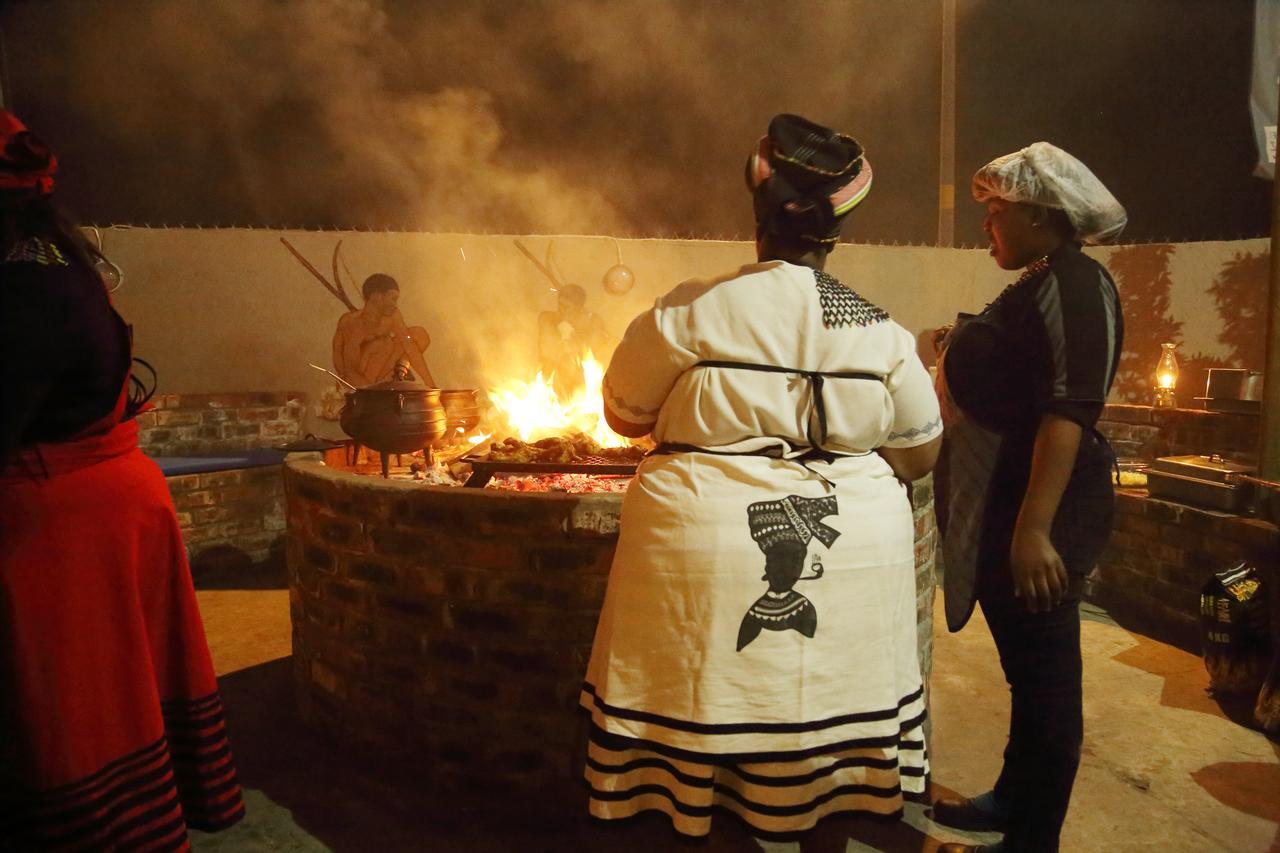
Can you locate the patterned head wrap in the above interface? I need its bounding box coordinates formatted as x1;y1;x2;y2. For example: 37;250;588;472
747;495;841;554
745;114;872;249
0;110;57;199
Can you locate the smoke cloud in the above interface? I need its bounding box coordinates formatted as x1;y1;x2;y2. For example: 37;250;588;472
3;0;942;242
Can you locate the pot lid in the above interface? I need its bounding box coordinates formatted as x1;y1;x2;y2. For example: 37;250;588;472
360;380;430;392
1150;454;1256;483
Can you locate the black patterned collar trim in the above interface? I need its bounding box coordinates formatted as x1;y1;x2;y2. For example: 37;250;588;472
4;237;70;267
812;269;890;329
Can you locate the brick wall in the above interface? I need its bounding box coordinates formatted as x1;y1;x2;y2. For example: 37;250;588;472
168;466;287;577
1093;490;1278;651
1098;403;1260;464
913;475;938;723
137;391;306;457
285;460;938;801
1088;402;1275;651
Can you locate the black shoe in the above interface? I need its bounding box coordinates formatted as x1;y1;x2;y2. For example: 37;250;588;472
929;795;1009;832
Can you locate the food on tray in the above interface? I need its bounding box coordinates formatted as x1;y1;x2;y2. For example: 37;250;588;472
1115;470;1147;488
486;473;633;493
477;433;646;465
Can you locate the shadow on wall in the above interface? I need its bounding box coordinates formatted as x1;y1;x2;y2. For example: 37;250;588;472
1110;244;1268;403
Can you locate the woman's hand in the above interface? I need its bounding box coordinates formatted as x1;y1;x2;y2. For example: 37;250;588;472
1009;527;1067;613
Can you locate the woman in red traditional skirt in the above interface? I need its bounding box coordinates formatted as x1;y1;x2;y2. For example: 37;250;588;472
0;110;245;849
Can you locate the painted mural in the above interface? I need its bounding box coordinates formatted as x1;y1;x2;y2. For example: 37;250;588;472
1105;242;1269;404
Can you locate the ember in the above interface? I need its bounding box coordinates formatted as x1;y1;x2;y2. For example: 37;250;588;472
484;473;633;493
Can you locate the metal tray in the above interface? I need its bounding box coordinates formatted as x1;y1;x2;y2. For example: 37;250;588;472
1149;454;1255;484
1194;397;1262;414
461;454;639;488
1145;468;1252;512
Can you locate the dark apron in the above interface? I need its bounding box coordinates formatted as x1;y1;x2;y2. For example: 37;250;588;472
934;341;1004;632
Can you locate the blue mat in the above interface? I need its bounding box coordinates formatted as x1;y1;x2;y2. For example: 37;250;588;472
150;449;288;477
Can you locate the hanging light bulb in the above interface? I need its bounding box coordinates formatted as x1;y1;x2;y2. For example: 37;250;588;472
1154;342;1179;408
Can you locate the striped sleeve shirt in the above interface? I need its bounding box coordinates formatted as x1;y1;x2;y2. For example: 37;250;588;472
1017;244;1123;430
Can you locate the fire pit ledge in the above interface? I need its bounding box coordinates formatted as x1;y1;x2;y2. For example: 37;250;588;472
284;457;936;801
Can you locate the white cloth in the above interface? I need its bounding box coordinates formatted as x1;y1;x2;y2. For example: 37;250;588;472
583;261;942;833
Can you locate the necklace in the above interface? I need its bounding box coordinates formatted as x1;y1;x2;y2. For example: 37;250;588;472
1017;254;1051;284
986;255;1051;310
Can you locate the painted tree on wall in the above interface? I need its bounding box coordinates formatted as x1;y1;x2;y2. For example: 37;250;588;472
1208;251;1269;370
1109;244;1182;403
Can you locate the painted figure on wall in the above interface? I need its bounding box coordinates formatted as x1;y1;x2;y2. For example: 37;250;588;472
332;273;436;387
537;283;607;398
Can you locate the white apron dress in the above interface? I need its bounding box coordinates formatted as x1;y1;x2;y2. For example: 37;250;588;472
583;261;943;839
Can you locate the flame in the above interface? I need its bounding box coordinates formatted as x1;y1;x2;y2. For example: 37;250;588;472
487;351;628;448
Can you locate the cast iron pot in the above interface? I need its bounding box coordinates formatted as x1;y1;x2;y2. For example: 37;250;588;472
439;388;481;438
339;380;447;459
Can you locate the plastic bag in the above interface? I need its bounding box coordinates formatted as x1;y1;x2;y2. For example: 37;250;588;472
1200;561;1270;694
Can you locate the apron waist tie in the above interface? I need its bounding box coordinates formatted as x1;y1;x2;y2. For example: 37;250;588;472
646;360;887;489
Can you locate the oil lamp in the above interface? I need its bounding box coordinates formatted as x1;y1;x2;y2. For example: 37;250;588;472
1154;342;1179;408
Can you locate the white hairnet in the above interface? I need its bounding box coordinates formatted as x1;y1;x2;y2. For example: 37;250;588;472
972;141;1127;245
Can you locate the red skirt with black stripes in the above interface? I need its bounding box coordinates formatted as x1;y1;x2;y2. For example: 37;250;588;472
0;418;244;850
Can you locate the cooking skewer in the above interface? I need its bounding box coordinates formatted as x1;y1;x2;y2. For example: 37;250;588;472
308;362;359;391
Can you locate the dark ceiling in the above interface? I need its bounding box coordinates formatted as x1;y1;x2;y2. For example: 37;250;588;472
1;0;1269;245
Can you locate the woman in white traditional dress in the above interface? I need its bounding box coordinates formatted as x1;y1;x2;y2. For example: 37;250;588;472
580;114;943;849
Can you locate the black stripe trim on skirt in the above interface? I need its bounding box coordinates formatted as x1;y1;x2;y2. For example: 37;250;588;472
581;682;924;735
17;736;169;800
587;748;920;789
7;755;174;829
116;814;190;852
30;783;181;848
586;714;927;766
586;794;905;845
187;799;248;833
162;707;227;734
589;780;902;818
171;743;233;778
165;726;233;752
174;772;241;805
589;799;906;844
159;692;223;713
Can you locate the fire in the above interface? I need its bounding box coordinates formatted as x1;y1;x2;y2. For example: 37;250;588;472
487;351;628;448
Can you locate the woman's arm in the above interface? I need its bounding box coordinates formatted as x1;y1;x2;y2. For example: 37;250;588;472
877;435;941;483
1010;413;1080;613
603;404;653;438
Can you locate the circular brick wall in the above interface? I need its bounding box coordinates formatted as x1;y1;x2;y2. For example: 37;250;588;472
285;458;937;800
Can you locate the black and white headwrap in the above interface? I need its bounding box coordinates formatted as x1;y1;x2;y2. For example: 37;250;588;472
745;113;872;249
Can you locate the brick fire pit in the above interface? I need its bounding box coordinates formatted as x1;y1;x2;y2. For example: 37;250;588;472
284;455;938;800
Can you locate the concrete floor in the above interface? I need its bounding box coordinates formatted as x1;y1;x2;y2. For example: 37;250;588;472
188;585;1280;852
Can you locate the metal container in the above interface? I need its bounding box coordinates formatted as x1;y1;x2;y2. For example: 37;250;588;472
1146;454;1256;512
1205;368;1248;399
438;388;481;438
1242;371;1264;402
339;381;447;454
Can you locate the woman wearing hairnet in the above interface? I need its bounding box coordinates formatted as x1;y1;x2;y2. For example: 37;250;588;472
931;143;1126;853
